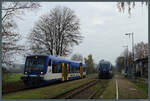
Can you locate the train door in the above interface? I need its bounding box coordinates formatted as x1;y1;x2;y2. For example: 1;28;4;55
80;63;83;78
62;63;69;81
66;64;69;80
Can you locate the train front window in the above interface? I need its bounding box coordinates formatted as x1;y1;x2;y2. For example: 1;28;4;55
25;56;46;71
100;63;111;70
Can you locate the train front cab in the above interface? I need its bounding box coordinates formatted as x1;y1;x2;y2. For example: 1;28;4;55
97;61;112;79
21;55;48;87
98;67;112;79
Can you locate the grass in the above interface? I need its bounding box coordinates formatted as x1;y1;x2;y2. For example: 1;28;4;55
120;75;148;98
87;73;98;79
2;73;24;93
102;79;116;99
119;73;148;96
129;78;148;98
118;75;147;99
93;80;109;98
3;74;97;99
2;73;23;84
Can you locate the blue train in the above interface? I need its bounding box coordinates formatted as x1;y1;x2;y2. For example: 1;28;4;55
97;60;112;79
21;55;86;87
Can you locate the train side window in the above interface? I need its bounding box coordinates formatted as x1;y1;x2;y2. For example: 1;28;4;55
52;64;55;73
52;63;62;73
75;67;77;73
58;64;62;73
70;66;72;73
69;67;70;73
74;68;76;73
74;67;75;73
71;67;74;73
70;67;72;73
72;67;74;73
69;66;71;73
49;59;52;66
52;64;57;73
72;66;74;73
73;67;75;73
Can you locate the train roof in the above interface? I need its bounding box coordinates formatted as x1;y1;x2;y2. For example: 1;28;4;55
99;60;111;65
27;54;49;57
27;54;86;68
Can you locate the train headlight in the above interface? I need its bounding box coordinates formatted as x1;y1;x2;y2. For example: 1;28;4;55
40;72;43;75
25;72;27;74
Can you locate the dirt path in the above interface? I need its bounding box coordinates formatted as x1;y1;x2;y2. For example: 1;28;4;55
114;74;147;99
102;74;147;99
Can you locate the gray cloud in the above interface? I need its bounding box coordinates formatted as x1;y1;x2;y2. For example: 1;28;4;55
14;2;147;65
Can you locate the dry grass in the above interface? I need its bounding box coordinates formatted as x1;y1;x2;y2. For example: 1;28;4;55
118;76;147;99
3;74;97;99
102;79;116;99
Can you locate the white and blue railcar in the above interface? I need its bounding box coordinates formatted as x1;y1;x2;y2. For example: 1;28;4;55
21;55;86;86
97;60;112;79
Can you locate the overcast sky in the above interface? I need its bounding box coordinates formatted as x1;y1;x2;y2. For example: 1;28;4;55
15;2;148;65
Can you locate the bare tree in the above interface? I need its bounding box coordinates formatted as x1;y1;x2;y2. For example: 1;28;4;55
134;41;148;59
28;6;83;56
117;1;148;16
115;56;125;73
84;54;95;74
71;53;83;62
2;2;40;70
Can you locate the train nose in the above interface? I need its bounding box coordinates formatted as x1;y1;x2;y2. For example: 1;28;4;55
102;69;108;72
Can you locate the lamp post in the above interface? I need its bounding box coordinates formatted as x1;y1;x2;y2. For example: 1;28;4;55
125;32;135;78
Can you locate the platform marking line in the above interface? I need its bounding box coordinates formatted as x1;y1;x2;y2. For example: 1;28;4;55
116;79;119;100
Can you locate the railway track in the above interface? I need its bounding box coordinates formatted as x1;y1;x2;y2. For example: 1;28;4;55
53;79;105;99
